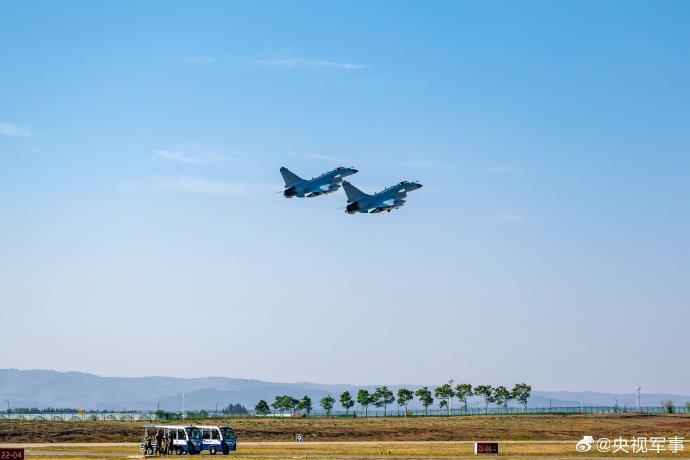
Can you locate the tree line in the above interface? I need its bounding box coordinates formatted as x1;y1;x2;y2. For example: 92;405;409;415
254;383;532;416
2;407;81;414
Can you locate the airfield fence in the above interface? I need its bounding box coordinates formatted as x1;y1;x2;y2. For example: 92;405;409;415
0;406;688;421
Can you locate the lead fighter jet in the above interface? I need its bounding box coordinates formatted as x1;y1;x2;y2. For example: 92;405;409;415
342;180;423;213
280;166;358;198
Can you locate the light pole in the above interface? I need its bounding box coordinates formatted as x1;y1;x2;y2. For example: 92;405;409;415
448;379;454;415
182;393;185;418
636;387;641;412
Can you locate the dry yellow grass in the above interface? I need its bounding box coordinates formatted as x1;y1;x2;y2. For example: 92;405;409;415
11;440;690;459
2;413;689;443
2;414;689;459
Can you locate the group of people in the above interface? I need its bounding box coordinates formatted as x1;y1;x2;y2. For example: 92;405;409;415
143;429;176;455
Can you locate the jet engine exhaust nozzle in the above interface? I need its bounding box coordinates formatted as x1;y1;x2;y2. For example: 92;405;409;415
284;186;297;198
346;202;359;214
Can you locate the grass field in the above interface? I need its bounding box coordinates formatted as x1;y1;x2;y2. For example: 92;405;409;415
3;440;690;459
2;414;689;459
1;414;689;443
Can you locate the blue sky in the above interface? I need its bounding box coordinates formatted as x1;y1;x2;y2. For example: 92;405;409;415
1;1;689;393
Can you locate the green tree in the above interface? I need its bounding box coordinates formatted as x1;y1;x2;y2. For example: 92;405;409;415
454;384;473;412
271;395;298;416
434;384;456;415
511;383;532;411
663;400;675;414
155;409;177;421
415;387;434;415
474;385;495;413
285;396;299;414
340;391;355;416
271;396;285;415
320;396;335;416
188;409;208;419
254;400;271;416
297;395;313;416
396;388;414;416
357;389;372;417
371;386;395;416
493;386;511;411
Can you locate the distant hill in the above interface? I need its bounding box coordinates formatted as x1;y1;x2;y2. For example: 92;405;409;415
1;369;688;411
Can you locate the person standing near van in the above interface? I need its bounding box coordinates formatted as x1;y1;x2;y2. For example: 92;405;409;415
167;432;174;455
155;429;163;454
144;430;153;454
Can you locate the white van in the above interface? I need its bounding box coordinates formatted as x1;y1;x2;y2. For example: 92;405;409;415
140;424;202;455
198;425;237;455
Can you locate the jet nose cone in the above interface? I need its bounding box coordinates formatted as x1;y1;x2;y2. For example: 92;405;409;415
351;169;359;174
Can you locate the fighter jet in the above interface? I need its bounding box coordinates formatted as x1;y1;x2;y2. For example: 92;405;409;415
280;166;358;198
342;180;423;213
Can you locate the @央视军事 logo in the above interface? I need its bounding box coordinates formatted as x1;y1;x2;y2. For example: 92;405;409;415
576;436;595;452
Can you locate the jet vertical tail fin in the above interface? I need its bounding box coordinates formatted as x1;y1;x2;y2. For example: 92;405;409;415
280;167;303;187
342;181;368;202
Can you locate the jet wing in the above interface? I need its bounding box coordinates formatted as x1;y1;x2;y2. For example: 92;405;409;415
369;199;405;213
307;189;338;197
306;181;342;197
370;204;402;213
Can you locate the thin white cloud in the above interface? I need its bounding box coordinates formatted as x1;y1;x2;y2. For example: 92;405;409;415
177;55;215;64
497;213;529;222
292;154;436;169
485;167;519;174
0;122;32;137
122;177;276;196
253;58;367;70
154;147;230;164
154;177;248;194
290;152;352;164
381;159;437;168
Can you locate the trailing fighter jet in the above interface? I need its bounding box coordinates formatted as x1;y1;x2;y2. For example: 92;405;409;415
342;180;423;213
280;166;358;198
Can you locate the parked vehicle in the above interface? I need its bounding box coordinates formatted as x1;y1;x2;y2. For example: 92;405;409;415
198;425;237;455
140;424;202;455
